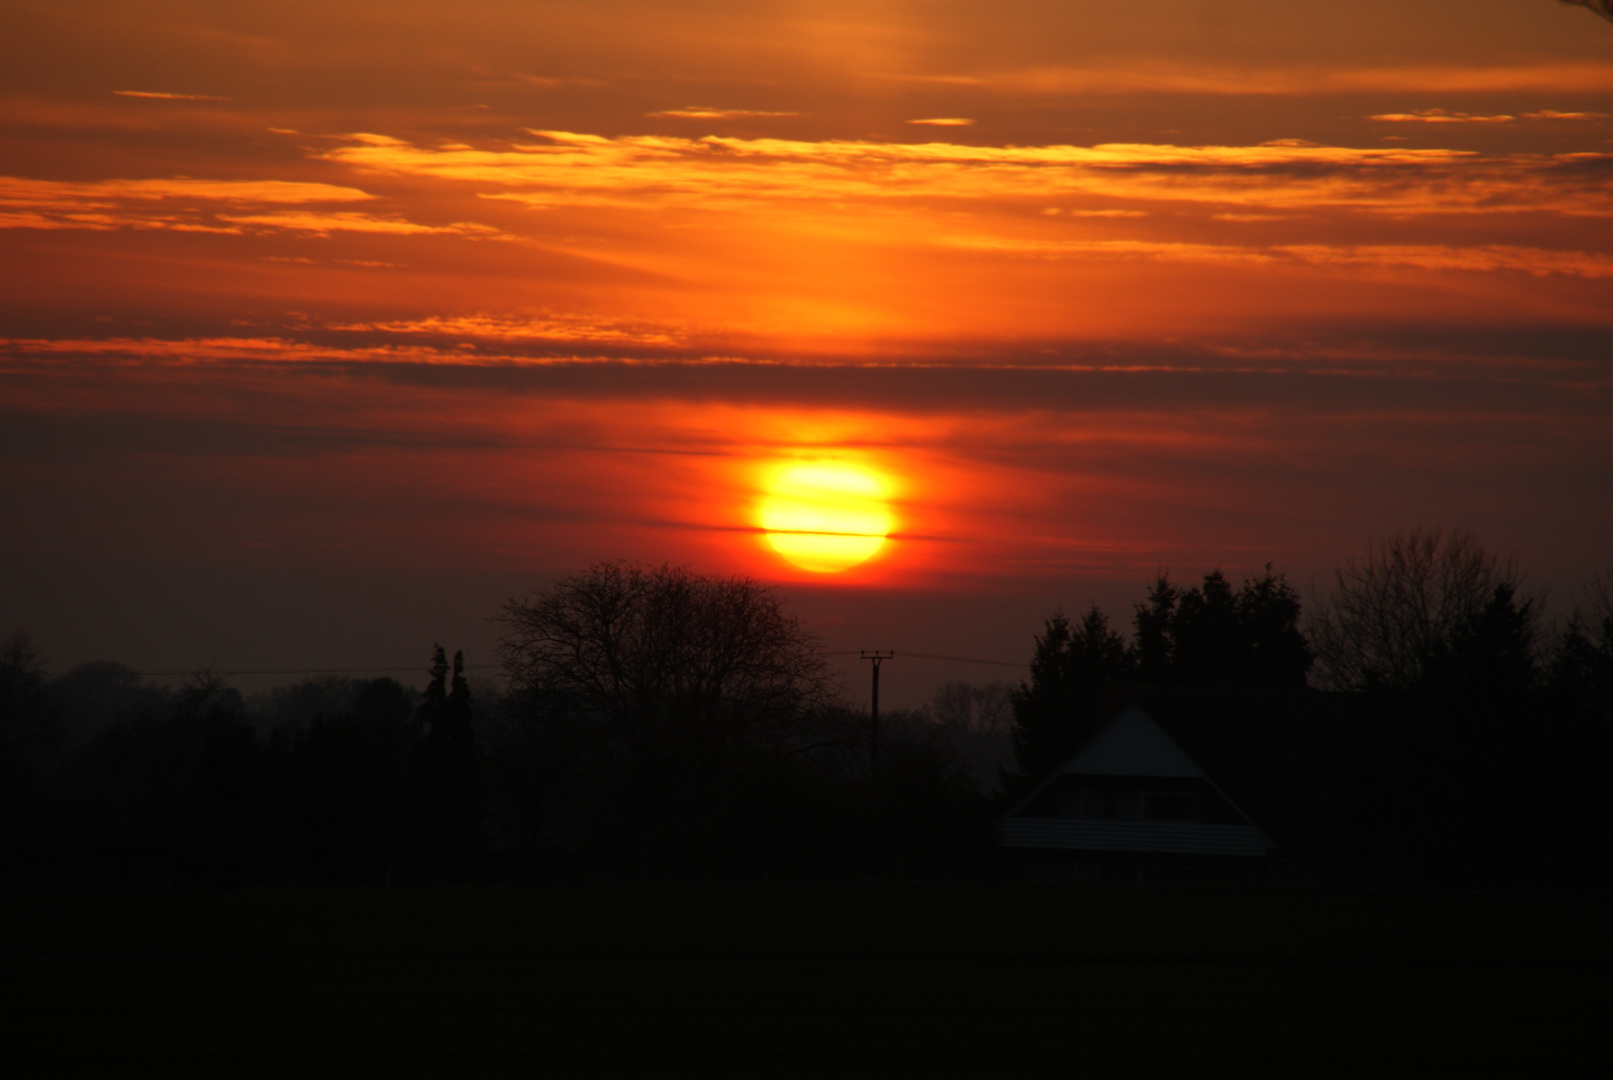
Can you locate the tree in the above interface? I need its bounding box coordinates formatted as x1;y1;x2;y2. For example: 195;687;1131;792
0;633;56;882
1;633;54;748
1551;568;1613;709
1309;530;1527;692
406;646;481;879
1132;567;1312;689
494;562;843;867
1007;567;1310;789
1009;607;1132;786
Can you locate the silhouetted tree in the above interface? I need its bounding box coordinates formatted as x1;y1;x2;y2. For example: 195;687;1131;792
168;672;266;885
0;633;53;749
1309;530;1522;692
1009;607;1132;788
47;661;172;747
1007;569;1309;791
281;677;414;884
1307;534;1558;886
1551;570;1613;713
495;562;844;872
1133;567;1312;688
0;633;56;882
406;646;481;879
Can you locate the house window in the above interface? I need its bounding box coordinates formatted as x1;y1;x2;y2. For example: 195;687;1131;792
1144;791;1200;822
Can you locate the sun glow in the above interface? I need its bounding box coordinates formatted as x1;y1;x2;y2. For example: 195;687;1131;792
759;462;893;573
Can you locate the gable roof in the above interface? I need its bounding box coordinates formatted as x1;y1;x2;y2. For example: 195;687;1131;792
1000;688;1368;863
1063;703;1206;778
1003;701;1253;827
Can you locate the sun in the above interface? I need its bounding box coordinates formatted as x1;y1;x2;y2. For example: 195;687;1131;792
759;462;893;573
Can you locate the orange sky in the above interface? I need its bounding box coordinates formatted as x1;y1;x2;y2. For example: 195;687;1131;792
3;1;1611;697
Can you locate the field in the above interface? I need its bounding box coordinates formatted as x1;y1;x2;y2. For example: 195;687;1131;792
4;884;1609;1076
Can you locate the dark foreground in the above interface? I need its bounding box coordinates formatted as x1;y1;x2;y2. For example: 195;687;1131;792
4;885;1609;1076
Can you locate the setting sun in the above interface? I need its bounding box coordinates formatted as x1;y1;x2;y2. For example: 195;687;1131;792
759;462;893;574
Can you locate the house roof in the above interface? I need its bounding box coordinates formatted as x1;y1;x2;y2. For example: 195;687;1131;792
1062;703;1206;778
1001;687;1365;861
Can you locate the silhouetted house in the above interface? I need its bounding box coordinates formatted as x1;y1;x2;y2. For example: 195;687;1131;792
993;702;1296;889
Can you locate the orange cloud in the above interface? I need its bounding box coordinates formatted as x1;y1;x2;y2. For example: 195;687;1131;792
1274;244;1613;278
0;177;373;205
981;61;1613;96
215;211;504;237
648;107;800;119
113;90;229;101
1523;109;1609;119
328;313;686;346
0;175;510;237
321;130;1612;220
941;238;1613;278
1369;109;1514;123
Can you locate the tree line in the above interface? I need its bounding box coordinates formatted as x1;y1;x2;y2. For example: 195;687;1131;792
1005;531;1613;886
1;531;1609;887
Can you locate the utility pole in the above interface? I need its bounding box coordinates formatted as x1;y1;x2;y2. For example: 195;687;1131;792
860;651;894;791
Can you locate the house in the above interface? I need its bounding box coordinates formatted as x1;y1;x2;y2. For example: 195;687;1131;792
999;701;1284;883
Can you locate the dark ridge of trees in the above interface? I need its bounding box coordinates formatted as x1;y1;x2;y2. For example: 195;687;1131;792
0;566;993;887
1003;538;1613;888
2;542;1609;890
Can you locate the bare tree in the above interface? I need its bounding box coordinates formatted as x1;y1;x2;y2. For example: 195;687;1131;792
1309;530;1522;691
495;563;847;852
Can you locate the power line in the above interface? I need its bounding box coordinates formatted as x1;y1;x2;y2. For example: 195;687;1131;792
825;650;1024;669
43;664;502;678
47;652;1023;680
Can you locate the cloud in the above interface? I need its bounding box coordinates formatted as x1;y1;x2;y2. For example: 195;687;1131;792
1041;208;1148;218
982;61;1613;96
0;177;374;205
648;107;800;119
1371;109;1610;124
1274;244;1613;278
216;211;504;237
322;130;1613;219
328;313;685;346
939;236;1613;278
1523;110;1609;120
939;237;1278;266
5;331;1608;439
1369;109;1513;124
907;118;974;127
0;175;498;237
113;90;229;101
